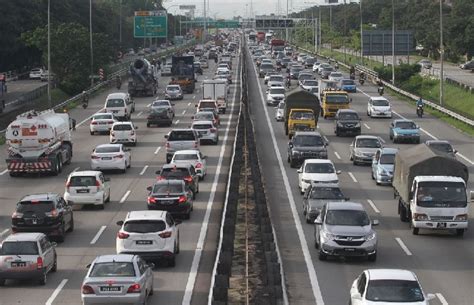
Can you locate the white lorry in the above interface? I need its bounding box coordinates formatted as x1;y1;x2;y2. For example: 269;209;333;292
5;110;74;176
202;79;228;114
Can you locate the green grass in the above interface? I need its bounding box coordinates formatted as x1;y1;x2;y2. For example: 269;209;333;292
0;135;5;145
35;88;71;110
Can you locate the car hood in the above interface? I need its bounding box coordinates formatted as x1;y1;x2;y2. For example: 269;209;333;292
379;163;394;173
269;94;285;99
302;173;338;182
356;148;378;155
338;120;359;125
308;198;345;211
371;106;391;112
393;127;419;134
293;146;326;152
361;301;427;305
326;224;372;236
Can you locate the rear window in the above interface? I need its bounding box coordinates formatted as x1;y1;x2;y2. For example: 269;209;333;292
270;88;285;95
124;220;166;233
193;124;213;130
90;262;136;277
95;146;120;153
17;201;54;213
174;154;199;161
112;124;132;131
167;86;180;91
1;241;39;255
195;113;213;120
199;102;217;108
152;101;169;107
161;167;189;179
106;99;125;107
93;114;113;120
69;176;96;187
152;184;184;194
168;131;196;141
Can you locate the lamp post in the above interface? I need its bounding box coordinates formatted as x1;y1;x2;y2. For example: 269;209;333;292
439;0;444;106
359;0;363;64
392;0;395;84
90;0;94;87
47;0;51;108
119;0;122;48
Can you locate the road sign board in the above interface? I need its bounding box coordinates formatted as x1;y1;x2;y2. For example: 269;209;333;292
180;20;240;28
134;11;167;38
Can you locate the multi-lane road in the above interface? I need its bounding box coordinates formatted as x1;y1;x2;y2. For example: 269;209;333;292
246;46;473;305
0;50;241;305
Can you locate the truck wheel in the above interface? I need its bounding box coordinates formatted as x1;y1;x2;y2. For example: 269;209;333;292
456;229;465;237
399;201;408;222
51;158;60;176
290;159;297;168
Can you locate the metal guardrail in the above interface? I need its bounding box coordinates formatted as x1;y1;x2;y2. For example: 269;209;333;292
294;45;474;128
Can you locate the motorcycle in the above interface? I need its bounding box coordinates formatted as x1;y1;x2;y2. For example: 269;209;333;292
350;72;355;80
359;78;365;85
378;86;384;95
116;79;122;90
417;105;424;118
286;78;291;89
82;94;89;109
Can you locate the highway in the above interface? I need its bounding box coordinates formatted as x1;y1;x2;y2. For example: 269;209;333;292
0;50;241;305
245;46;474;305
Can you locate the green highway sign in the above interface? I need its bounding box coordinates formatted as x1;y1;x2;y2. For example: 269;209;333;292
134;11;167;38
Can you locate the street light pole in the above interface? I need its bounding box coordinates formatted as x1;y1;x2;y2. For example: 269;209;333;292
90;0;94;87
203;0;207;43
47;0;51;108
359;0;363;64
439;0;444;107
392;0;396;84
119;0;122;48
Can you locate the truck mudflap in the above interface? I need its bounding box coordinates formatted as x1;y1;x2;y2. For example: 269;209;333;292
7;160;53;173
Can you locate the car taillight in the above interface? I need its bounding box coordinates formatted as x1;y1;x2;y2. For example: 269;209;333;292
130;131;135;136
91;121;98;125
91;155;100;159
165;142;170;149
82;285;94;294
12;212;23;219
45;209;59;218
127;283;141;293
107;120;114;124
95;180;101;187
157;176;165;181
37;257;43;269
178;195;187;203
193;141;198;148
195;163;202;168
114;154;124;159
117;231;129;239
184;176;193;183
66;181;71;190
159;231;172;238
147;196;156;204
124;108;128;114
210;128;217;133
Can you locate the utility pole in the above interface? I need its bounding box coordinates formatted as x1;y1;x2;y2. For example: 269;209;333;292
119;0;122;48
203;0;207;43
286;0;289;41
359;0;363;65
47;0;51;108
90;0;94;87
439;0;444;106
343;0;347;63
392;0;396;84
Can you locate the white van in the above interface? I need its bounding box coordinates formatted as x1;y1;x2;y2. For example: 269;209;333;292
104;93;135;120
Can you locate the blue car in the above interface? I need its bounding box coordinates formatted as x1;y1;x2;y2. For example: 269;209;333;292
339;79;357;93
389;119;421;143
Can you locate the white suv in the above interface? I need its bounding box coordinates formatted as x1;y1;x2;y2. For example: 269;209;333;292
110;122;138;146
64;170;111;208
104;92;135;120
116;210;180;266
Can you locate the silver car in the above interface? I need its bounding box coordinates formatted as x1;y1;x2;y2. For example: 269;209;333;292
371;147;398;185
164;85;183;100
0;233;57;286
302;183;347;224
81;254;154;305
314;202;378;261
350;135;383;165
191;120;219;145
275;101;285;121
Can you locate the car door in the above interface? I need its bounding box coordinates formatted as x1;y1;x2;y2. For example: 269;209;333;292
199;152;207;174
166;213;178;245
303;186;311;212
372;150;380;176
137;258;151;297
389;122;394;137
59;197;72;228
368;98;372;114
314;204;326;241
39;237;54;271
99;173;110;200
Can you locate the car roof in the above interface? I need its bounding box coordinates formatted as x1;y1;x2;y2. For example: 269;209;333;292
337;109;358;114
294;131;322;137
69;170;102;177
327;201;363;211
310;183;342;189
304;159;334;165
167;85;180;88
192;120;214;125
380;147;398;154
393;119;413;123
162;163;193;169
112;121;133;126
366;269;418;282
107;92;128;99
173;149;200;155
425;140;451;145
95;143;122;149
153;99;171;103
20;193;59;202
371;96;389;101
93;113;114;117
3;232;45;242
170;128;194;132
94;254;136;263
153;179;185;186
355;135;380;140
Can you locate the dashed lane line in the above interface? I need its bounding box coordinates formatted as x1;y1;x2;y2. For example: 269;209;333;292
45;279;69;305
0;169;9;175
90;226;107;245
154;146;161;155
182;110;186;115
348;172;358;183
363;123;371;130
436;293;448;305
334;151;341;160
367;199;380;214
395;237;413;256
174;119;180;125
139;165;149;176
119;190;131;203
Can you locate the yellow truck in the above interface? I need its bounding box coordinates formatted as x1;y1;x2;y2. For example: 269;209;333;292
320;89;351;119
284;89;320;139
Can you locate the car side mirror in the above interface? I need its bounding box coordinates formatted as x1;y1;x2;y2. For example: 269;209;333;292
147;186;152;192
202;155;207;159
372;219;380;226
51;242;58;247
351;292;362;300
344;197;350;201
86;264;91;269
426;294;436;301
164;134;169;139
297;168;302;173
147;262;155;270
454;149;458;154
116;220;124;226
104;177;111;182
336;170;342;175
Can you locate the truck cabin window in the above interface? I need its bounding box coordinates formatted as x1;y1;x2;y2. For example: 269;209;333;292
416;182;467;207
291;112;314;120
326;95;348;104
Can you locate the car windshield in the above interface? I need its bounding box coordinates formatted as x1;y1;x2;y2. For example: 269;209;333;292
112;124;132;131
429;142;453;153
168;131;195;141
152;183;183;194
291;67;303;72
1;241;39;255
341;80;355;85
380;154;395;164
357;138;381;148
293;135;324;147
339;112;359;120
325;210;370;226
174;154;199;161
291;112;314;120
330;73;342;78
69;176;96;186
167;86;180;92
106;99;125;107
270;76;283;82
152;101;169;107
17;200;54;213
93;114;113;120
270;88;285;95
304;163;334;173
161;167;189;179
299;74;312;80
95;146;120;153
372;99;389;106
193;124;213;129
417;181;467;208
195;113;214;120
310;187;344;200
323;67;334;72
395;121;417;129
304;80;318;86
326;95;348;104
366;280;424;302
150;107;168;114
90;262;136;277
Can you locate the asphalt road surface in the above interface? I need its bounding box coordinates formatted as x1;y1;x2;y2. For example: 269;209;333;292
0;50;241;305
246;46;473;305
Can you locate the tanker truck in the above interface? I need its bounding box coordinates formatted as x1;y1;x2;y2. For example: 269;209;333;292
128;58;158;97
5;109;74;177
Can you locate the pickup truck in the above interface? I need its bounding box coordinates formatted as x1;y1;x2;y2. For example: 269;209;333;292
164;129;200;163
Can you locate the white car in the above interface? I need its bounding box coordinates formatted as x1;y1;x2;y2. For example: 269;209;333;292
350;269;435;304
264;72;279;84
64;170;111;207
110;121;138;146
297;159;341;194
89;113;118;135
312;62;321;72
104;92;135;120
267;75;285;88
266;86;286;106
328;72;344;82
171;149;207;180
161;63;172;76
29;68;43;79
275;101;285;121
91;144;131;173
367;96;392;118
300;79;319;92
116;210;180;266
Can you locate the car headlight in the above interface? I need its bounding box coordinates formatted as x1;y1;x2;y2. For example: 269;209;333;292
378;168;388;176
321;230;336;241
337;122;344;127
414;213;429;221
354;123;361;128
365;232;376;241
454;214;468;221
292;150;301;155
355;151;365;157
302;179;312;184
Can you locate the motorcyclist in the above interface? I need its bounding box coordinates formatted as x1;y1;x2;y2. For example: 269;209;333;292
286;74;291;88
359;71;366;80
416;97;424;117
115;75;122;90
377;78;384;95
335;62;339;70
349;66;356;80
82;91;89;109
416;97;424;108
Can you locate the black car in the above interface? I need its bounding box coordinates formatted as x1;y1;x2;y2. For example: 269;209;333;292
334;109;361;137
303;183;348;224
287;131;328;168
259;63;274;78
146;180;193;219
12;193;74;242
147;107;173;127
156;163;199;198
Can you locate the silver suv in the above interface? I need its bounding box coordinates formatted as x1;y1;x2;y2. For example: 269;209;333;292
314;202;378;262
0;232;57;285
165;129;200;163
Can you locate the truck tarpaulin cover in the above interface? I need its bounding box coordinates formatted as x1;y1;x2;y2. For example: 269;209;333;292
284;88;321;120
393;144;469;201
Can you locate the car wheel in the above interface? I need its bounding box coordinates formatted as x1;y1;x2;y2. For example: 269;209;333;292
290;159;297;168
368;252;377;262
371;171;375;180
306;214;312;224
318;249;327;261
38;271;47;285
57;224;66;243
67;215;74;232
51;257;58;272
412;227;419;235
0;279;5;286
303;205;307;216
169;255;176;267
147;123;151;127
456;229;465;237
175;238;180;254
105;192;111;203
90;131;94;135
127;158;131;168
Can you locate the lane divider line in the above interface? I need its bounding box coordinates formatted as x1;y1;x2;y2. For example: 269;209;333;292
192;95;196;99
0;228;10;237
334;151;341;160
119;190;131;203
0;169;9;176
175;119;180;125
436;293;449;305
139;165;149;176
348;172;358;183
395;237;412;256
420;127;438;140
90;226;107;245
182;110;186;115
363;123;371;130
367;199;380;214
72;167;80;172
188;102;191;106
45;278;69;305
136;111;143;117
323;135;329;143
457;153;474;166
154;146;161;155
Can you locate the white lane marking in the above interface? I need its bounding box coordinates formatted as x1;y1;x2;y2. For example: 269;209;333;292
72;167;80;173
334;151;341;160
348;172;358;183
136;111;143;117
45;278;69;305
367;199;380;214
0;229;9;237
436;293;449;305
323;135;329;143
90;226;107;245
0;169;9;175
119;190;131;203
420;128;438;140
363;123;371;130
139;165;149;176
154;146;161;155
146;103;151;107
357;88;370;97
182;110;186;115
174;119;180;125
457;153;474;166
182;53;240;305
395;237;413;256
188;102;191;106
192;95;196;99
250;51;325;305
379;137;386;144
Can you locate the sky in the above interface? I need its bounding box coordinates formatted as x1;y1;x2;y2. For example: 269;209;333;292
163;0;334;19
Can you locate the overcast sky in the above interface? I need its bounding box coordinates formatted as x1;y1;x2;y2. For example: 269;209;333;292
164;0;330;19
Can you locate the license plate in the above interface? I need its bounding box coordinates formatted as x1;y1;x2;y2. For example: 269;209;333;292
437;222;447;228
344;248;356;252
100;286;121;292
136;240;153;245
102;157;112;160
112;110;118;113
199;131;207;135
11;262;26;267
77;189;90;193
99;122;107;125
159;200;175;205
